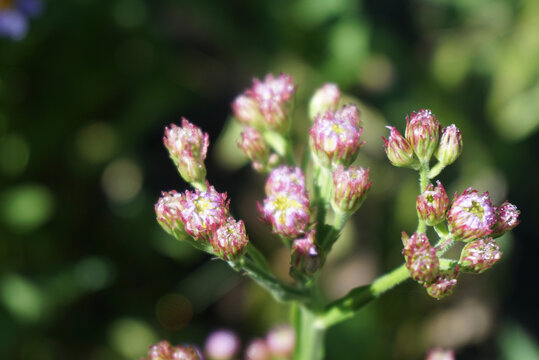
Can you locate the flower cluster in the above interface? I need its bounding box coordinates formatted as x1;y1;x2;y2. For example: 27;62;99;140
0;0;42;40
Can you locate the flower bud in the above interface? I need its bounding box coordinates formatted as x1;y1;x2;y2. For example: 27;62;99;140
266;325;295;358
447;188;495;241
291;230;321;276
238;126;274;172
309;83;340;120
382;126;416;168
155;190;185;235
145;341;203;360
416;181;449;226
491;201;520;237
459;237;501;274
435;124;462;166
204;329;240;360
164;119;210;184
405;109;441;163
210;217;249;261
258;192;310;238
425;267;459;300
265;166;307;196
245;339;270;360
232;94;265;129
402;232;439;284
331;165;372;214
309;105;363;167
426;348;455;360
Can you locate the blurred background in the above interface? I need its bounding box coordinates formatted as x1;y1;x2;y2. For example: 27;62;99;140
0;0;538;359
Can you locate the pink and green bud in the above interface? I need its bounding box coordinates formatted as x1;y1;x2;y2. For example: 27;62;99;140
447;188;495;241
459;237;501;274
258;192;310;238
402;232;439;284
491;201;520;237
155;190;185;235
210;217;249;261
425;267;459;300
382;126;416;168
204;329;240;360
309;83;341;120
245;339;270;360
232;94;265;129
265;166;307;196
145;341;204;360
309;105;364;167
331;165;372;214
266;325;295;358
426;348;455;360
164;119;210;184
291;230;321;276
416;181;449;226
405;109;441;163
179;185;229;241
435;124;462;166
238;126;275;173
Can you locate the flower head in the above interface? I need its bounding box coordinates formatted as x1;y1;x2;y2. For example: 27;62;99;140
309;83;341;120
402;232;439;284
383;126;416;168
258;192;310;238
331;165;371;214
435;124;462;166
204;329;240;360
265;166;307;196
405;109;441;163
238;126;275;173
290;230;321;276
0;0;42;41
309;105;363;167
145;341;204;360
491;201;520;237
425;267;459;300
164;119;210;184
416;181;449;226
447;188;495;241
459;237;501;274
210;217;249;261
155;190;186;235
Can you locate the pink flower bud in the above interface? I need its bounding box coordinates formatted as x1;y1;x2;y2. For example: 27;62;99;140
491;201;520;237
204;329;240;360
435;124;462;166
405;109;441;163
258;192;310;238
416;181;449;226
164;119;210;184
245;339;270;360
426;348;455;360
232;94;265;129
425;267;459;300
179;186;229;241
291;230;321;276
265;166;307;196
459;237;501;274
238;126;274;173
145;341;203;360
173;346;204;360
331;165;372;213
155;190;185;235
309;83;341;119
382;126;416;168
210;217;249;261
266;325;295;358
402;232;439;284
309;105;363;167
447;188;495;241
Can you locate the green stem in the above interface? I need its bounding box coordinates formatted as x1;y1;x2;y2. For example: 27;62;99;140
417;162;430;234
294;306;326;360
428;162;445;179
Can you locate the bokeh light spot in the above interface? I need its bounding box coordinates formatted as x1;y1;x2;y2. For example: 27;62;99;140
101;158;142;204
0;133;30;176
76;122;118;163
156;294;193;331
0;274;44;323
74;256;115;291
108;318;157;359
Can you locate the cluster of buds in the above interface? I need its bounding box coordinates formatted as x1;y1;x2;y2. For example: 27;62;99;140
143;340;203;360
383;109;462;168
331;164;371;214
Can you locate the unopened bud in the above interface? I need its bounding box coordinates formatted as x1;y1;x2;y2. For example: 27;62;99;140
402;232;439;284
435;124;462;166
405;109;441;163
491;201;520;237
383;126;416;168
155;191;185;235
309;83;340;120
459;237;501;274
238;126;274;172
425;267;458;300
447;188;495;241
210;217;249;261
145;341;203;360
416;181;449;226
265;166;307;196
291;230;321;276
204;329;240;360
232;94;265;129
331;165;372;214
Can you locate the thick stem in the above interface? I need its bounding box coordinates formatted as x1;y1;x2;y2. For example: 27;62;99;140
294;306;326;360
417;162;430;234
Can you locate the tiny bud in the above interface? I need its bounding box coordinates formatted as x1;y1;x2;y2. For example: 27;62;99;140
435;124;462;166
258;192;310;238
405;109;441;163
459;237;501;274
145;341;203;360
491;201;520;237
210;217;249;261
331;165;372;214
425;267;459;300
232;94;265;129
266;325;295;358
245;339;270;360
382;126;416;168
238;126;273;173
291;230;321;276
309;83;341;120
416;181;449;226
155;191;185;235
204;329;240;360
447;188;496;241
164;119;209;184
426;348;455;360
265;166;307;196
402;232;439;284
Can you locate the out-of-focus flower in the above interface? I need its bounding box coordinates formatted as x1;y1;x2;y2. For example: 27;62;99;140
435;124;462;167
238;126;276;173
291;230;320;276
204;329;240;360
383;126;416;168
144;341;204;360
425;348;455;360
416;181;449;226
309;105;363;167
232;94;265;129
155;190;185;235
405;109;441;163
309;83;340;120
331;165;371;214
266;325;295;358
491;201;520;237
402;232;439;284
210;217;249;261
258;192;310;238
0;0;42;40
265;166;306;196
425;267;459;300
164;119;210;184
447;188;495;241
459;237;501;274
244;338;270;360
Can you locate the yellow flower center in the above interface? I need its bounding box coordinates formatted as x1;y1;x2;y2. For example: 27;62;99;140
467;200;484;220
